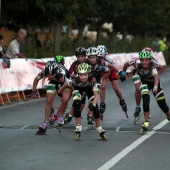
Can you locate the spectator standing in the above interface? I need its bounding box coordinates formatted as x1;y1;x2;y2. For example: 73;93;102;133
5;29;27;60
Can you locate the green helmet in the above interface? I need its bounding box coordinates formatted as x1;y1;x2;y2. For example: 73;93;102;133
139;51;151;59
77;63;91;73
54;55;65;64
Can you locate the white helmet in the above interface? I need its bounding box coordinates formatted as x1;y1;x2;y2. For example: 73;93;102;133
142;47;154;57
97;45;107;57
86;47;98;56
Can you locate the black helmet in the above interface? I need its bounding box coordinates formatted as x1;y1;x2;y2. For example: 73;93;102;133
45;61;58;75
75;47;86;56
54;55;65;64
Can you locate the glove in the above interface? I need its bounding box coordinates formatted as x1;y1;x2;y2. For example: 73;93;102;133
120;76;126;82
32;90;37;97
88;104;96;111
117;70;126;82
57;91;63;97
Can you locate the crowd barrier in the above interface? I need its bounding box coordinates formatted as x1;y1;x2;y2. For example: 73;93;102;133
0;52;166;106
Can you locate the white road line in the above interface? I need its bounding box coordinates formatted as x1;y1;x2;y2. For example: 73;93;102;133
97;119;169;170
116;127;120;132
20;125;30;130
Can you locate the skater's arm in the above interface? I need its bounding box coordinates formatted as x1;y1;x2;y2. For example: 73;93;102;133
107;63;119;72
123;61;130;72
157;65;164;75
32;78;39;91
152;68;159;94
102;68;111;80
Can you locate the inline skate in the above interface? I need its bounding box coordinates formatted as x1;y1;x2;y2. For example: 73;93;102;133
56;114;64;133
64;113;73;124
96;126;107;141
120;99;128;118
140;121;150;135
36;122;49;135
100;102;106;120
87;114;94;130
49;114;58;125
75;124;82;141
134;106;142;124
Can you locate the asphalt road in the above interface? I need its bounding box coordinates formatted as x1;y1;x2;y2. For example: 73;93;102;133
1;69;170;170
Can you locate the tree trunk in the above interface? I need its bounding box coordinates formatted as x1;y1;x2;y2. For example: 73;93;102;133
96;26;102;46
108;30;117;44
77;24;85;43
54;22;62;53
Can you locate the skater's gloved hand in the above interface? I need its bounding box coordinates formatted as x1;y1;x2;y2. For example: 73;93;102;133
32;90;37;97
153;86;158;94
88;104;96;111
57;91;63;97
120;76;126;82
117;70;126;82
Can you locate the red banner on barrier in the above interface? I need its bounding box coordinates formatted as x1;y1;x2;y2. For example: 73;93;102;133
0;52;166;93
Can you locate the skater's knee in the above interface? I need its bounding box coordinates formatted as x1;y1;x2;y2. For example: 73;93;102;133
72;100;81;118
89;104;100;119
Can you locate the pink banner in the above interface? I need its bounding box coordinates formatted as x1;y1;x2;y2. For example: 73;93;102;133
0;52;166;93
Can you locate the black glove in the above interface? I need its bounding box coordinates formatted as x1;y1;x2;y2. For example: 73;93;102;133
57;91;63;97
117;70;126;82
120;76;126;82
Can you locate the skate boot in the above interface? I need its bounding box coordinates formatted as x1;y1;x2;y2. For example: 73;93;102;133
120;99;128;118
49;114;58;125
96;126;107;141
134;106;142;124
50;107;55;116
64;113;73;124
75;124;82;141
36;121;49;135
100;102;106;120
140;120;150;135
57;114;64;133
87;115;94;130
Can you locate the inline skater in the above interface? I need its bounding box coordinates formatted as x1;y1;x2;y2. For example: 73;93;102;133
57;63;107;141
33;60;71;135
43;55;70;118
123;50;170;134
123;47;164;123
97;45;128;119
48;55;71;128
64;47;87;124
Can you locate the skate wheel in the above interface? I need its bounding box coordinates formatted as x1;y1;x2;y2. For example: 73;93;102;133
134;118;137;124
76;133;80;141
87;124;91;131
134;113;142;124
100;133;107;141
58;125;62;133
49;122;54;125
36;129;46;135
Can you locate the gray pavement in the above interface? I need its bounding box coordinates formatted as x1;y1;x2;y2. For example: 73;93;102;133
0;69;170;170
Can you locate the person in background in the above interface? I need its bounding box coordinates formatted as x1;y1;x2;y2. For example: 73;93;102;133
0;34;5;58
5;29;27;60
